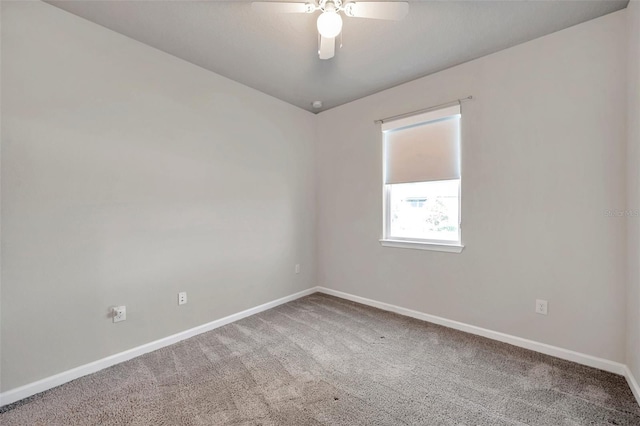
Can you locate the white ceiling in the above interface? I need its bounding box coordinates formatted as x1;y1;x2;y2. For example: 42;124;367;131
46;0;628;112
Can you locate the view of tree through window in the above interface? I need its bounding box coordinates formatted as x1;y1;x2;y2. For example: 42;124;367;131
388;180;460;241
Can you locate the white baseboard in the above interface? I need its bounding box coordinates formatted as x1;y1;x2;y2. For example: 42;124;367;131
317;286;640;406
3;286;638;408
316;287;629;376
0;287;318;407
625;366;640;406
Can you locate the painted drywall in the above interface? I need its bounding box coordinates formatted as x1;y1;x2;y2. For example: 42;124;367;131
627;0;640;382
1;1;316;392
316;10;628;362
0;1;3;396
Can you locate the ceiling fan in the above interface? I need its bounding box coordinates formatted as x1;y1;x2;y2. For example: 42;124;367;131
251;0;409;60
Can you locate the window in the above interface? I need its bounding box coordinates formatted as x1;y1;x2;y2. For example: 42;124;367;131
380;104;463;252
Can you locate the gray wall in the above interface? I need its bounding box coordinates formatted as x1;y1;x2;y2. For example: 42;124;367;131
2;0;638;397
316;10;628;363
627;0;640;382
1;1;316;391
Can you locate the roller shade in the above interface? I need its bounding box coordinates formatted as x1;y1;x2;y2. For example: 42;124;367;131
383;105;460;185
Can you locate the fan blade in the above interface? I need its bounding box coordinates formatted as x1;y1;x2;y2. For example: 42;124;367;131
318;36;335;60
344;2;408;20
251;2;310;14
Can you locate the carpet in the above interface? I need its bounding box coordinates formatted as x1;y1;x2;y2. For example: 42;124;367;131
1;293;639;425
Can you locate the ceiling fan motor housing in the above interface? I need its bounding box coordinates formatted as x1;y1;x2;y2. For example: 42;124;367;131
320;0;341;12
317;0;356;16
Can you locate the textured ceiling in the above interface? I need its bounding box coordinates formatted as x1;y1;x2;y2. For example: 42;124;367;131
46;0;628;112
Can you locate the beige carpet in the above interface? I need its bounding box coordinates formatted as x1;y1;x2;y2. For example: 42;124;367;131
1;293;639;425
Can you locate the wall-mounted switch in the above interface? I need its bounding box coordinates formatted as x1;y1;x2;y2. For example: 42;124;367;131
295;264;301;274
178;292;187;305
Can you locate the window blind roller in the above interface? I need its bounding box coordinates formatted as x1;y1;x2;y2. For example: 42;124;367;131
382;105;460;185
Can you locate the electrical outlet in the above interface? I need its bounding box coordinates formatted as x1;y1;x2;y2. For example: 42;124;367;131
113;306;126;323
178;291;187;305
535;299;548;315
295;264;301;274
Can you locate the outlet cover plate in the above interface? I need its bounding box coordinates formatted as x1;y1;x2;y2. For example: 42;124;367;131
113;306;126;323
535;299;548;315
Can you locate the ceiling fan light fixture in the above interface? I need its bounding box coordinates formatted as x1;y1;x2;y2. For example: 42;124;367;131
252;0;410;59
317;11;343;38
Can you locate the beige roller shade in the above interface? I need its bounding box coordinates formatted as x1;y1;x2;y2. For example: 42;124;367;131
383;105;460;185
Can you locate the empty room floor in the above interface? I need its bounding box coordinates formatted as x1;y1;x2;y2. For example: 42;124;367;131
1;293;638;425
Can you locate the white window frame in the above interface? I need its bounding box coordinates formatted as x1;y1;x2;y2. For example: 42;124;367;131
379;107;464;253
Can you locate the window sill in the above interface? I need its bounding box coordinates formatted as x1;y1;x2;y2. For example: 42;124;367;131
379;239;464;253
